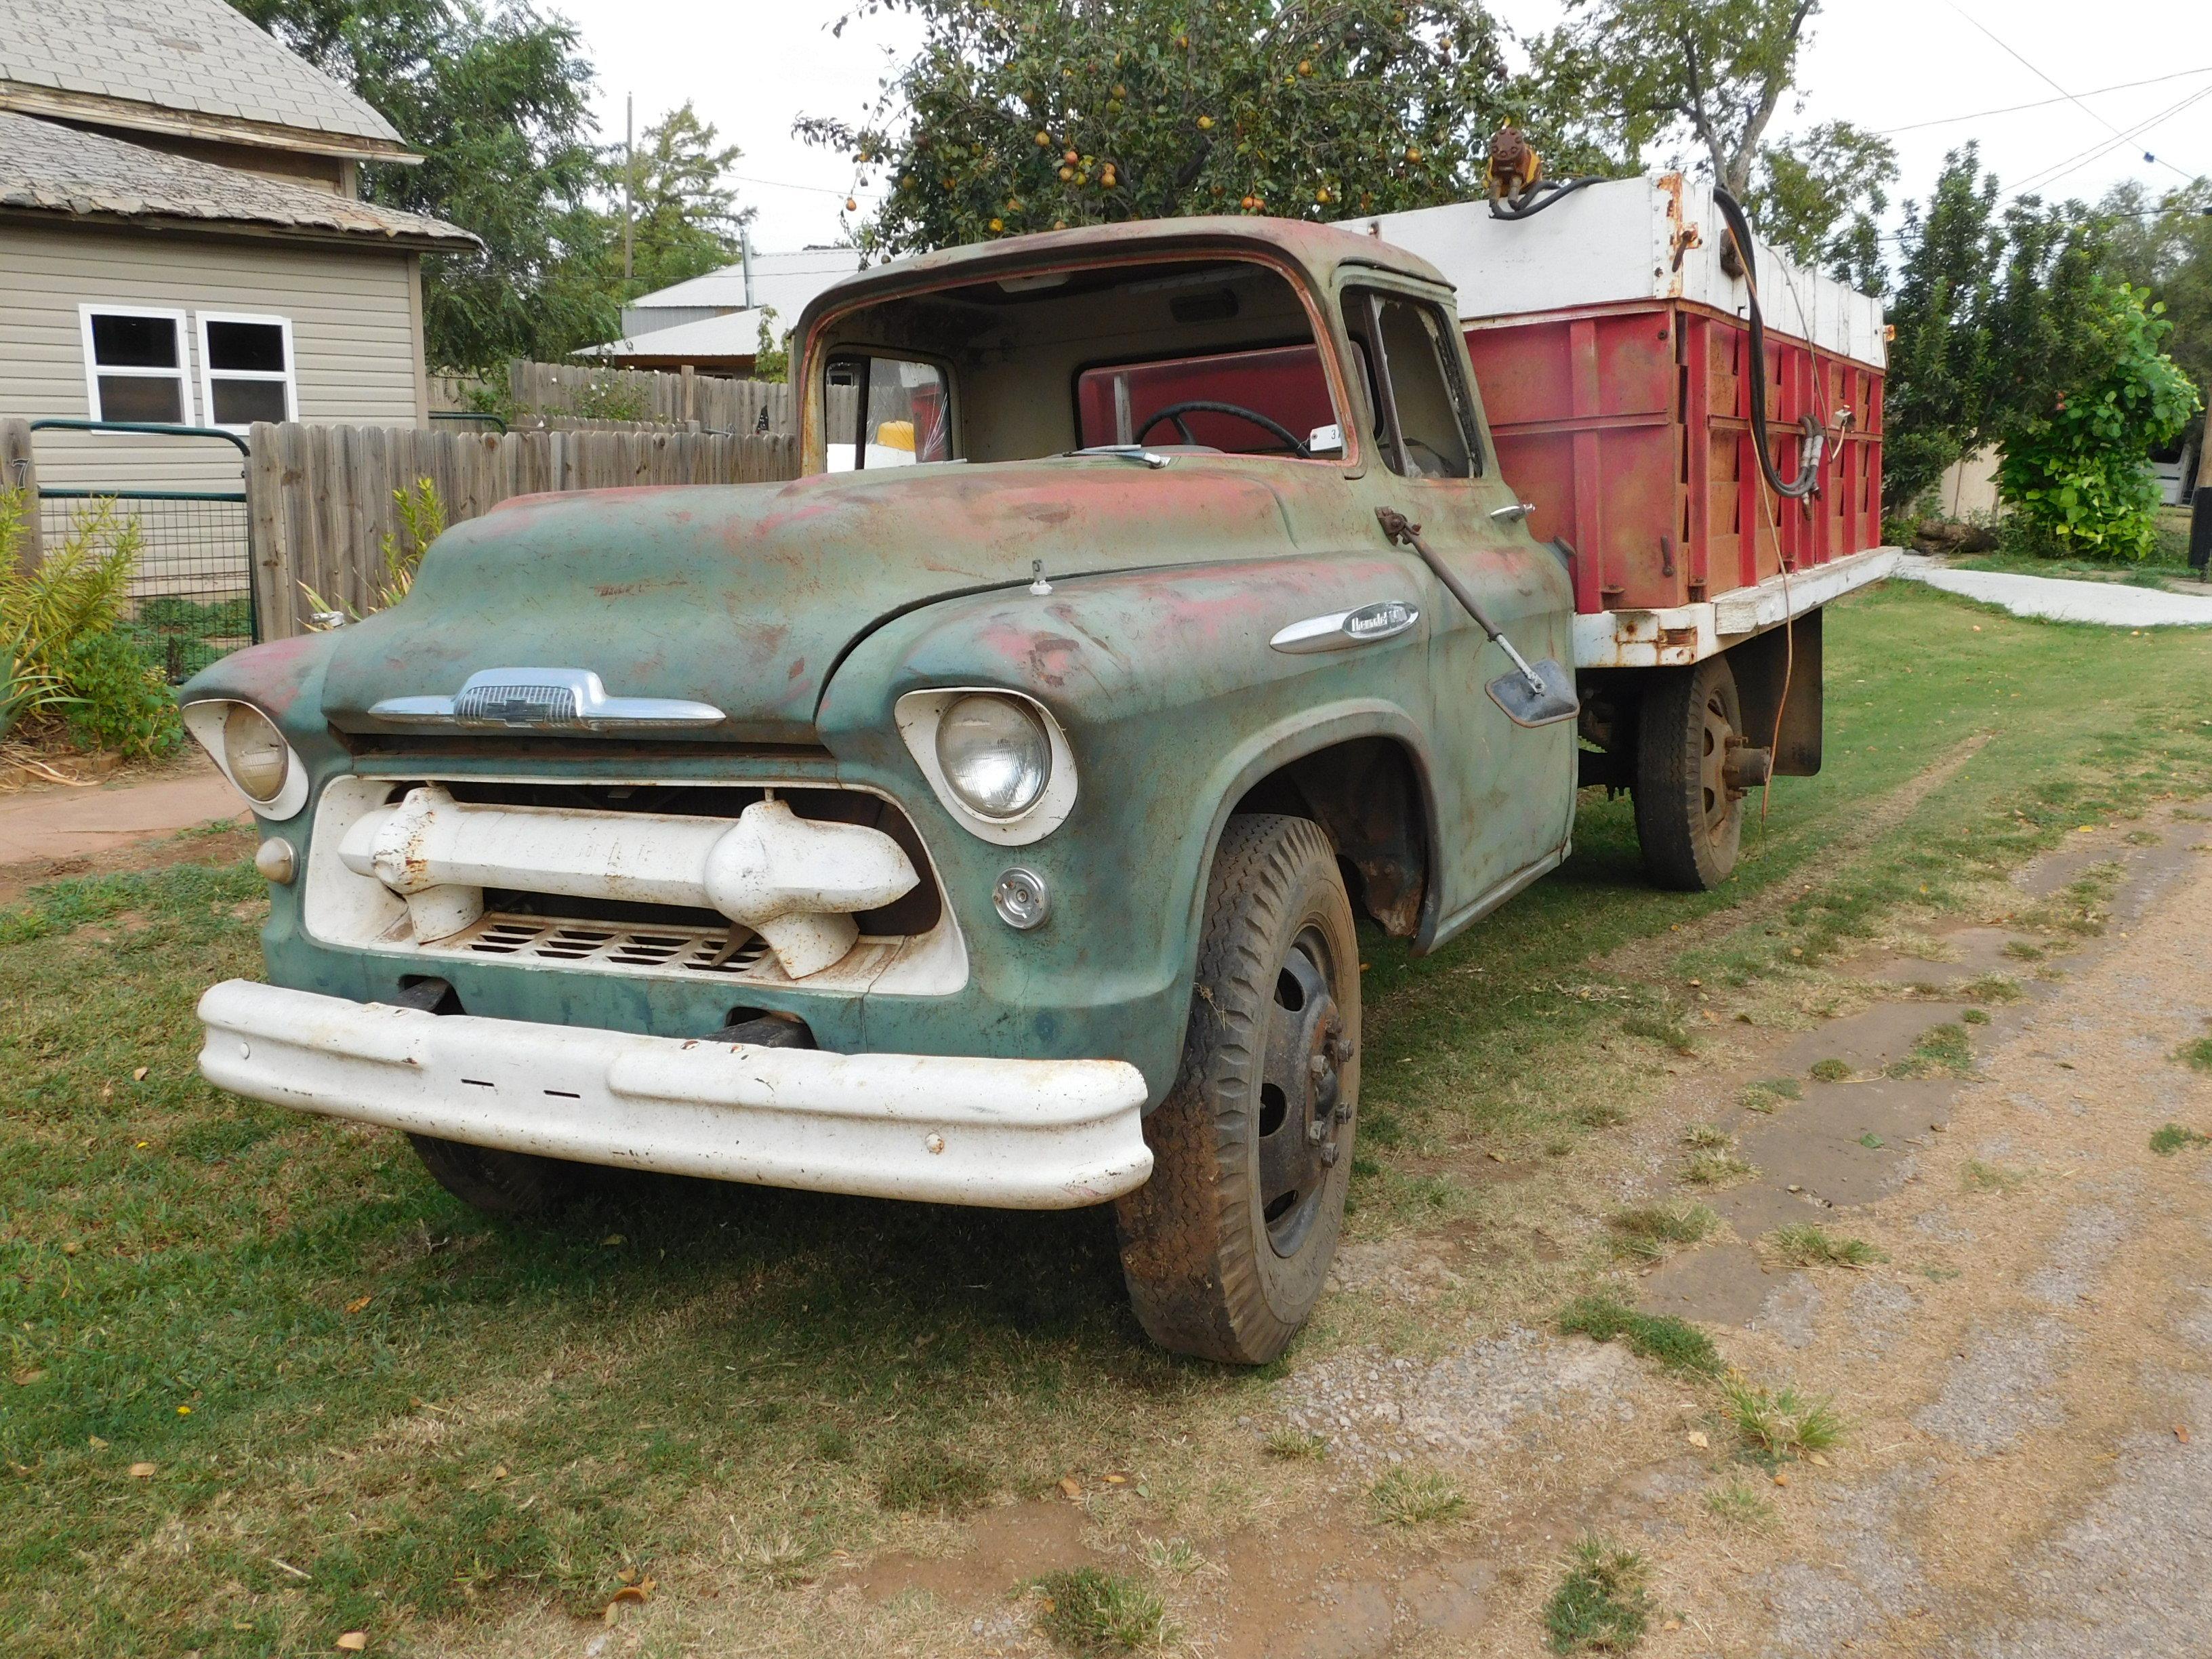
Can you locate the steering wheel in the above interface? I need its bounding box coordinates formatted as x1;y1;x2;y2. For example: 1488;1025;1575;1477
1135;400;1311;459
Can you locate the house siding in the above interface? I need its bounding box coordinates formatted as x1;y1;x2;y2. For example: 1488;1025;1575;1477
0;220;422;496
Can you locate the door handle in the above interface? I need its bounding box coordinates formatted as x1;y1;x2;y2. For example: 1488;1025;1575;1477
1489;501;1536;524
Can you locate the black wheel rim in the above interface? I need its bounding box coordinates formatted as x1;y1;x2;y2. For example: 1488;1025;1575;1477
1255;923;1352;1258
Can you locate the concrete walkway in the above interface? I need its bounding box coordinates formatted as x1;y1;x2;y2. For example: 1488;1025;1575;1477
1896;553;2212;626
0;762;245;868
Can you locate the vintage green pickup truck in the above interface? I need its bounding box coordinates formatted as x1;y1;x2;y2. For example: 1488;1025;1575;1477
182;209;1845;1363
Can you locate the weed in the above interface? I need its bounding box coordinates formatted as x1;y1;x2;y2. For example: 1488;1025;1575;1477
1368;1466;1467;1527
1683;1150;1757;1187
1888;1023;1973;1079
735;1530;816;1586
1959;975;2024;1004
1704;1479;1778;1530
1621;1010;1697;1056
1576;1099;1634;1128
1721;1380;1843;1459
1261;1428;1328;1460
2150;1124;2211;1156
1962;1007;1990;1025
2002;940;2045;961
1809;1058;1853;1082
813;1426;853;1463
2175;1038;2212;1073
1858;1131;1885;1149
1031;1568;1172;1654
1681;1123;1734;1150
1543;1537;1654;1654
1559;1294;1722;1376
1739;1077;1802;1113
1607;1201;1719;1261
1770;1224;1888;1267
1963;1159;2028;1193
875;1447;996;1516
2125;829;2163;846
1140;1536;1206;1576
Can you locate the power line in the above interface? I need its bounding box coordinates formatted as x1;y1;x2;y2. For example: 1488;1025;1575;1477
1874;66;2212;137
730;172;886;200
2007;85;2212;201
1948;1;2198;182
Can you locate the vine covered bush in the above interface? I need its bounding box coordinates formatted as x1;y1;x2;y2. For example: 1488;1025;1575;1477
1994;282;2200;561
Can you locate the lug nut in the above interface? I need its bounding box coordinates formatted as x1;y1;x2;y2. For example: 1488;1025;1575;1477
1307;1120;1327;1145
1320;1143;1339;1167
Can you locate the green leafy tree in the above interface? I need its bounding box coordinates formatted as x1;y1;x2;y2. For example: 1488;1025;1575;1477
1881;146;2005;510
1521;0;1818;197
2101;177;2212;452
1994;281;2198;560
232;0;615;370
799;0;1511;258
612;102;754;299
1744;120;1895;290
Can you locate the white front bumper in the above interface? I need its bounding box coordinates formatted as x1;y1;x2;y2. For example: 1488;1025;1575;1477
197;981;1153;1209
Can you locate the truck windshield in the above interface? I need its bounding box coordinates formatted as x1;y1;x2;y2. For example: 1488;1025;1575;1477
814;256;1345;469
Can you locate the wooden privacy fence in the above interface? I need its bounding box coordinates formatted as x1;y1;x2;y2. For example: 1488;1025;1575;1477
247;421;801;639
505;361;796;436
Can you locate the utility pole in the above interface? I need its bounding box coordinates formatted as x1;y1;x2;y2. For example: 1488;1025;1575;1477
2191;411;2210;577
622;92;634;289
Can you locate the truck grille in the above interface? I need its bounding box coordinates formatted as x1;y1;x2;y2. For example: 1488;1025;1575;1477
306;774;966;997
449;916;775;975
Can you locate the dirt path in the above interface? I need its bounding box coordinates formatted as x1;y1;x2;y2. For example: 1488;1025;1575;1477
761;810;2212;1659
0;758;246;894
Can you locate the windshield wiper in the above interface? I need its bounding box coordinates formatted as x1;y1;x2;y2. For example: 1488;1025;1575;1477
1064;445;1172;469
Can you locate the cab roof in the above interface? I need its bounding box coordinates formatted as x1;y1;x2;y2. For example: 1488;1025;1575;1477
795;215;1452;343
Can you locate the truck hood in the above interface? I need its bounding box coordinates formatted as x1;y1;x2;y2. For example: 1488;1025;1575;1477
321;457;1298;744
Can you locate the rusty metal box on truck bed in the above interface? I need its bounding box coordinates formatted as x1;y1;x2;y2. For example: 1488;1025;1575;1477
1343;176;1888;636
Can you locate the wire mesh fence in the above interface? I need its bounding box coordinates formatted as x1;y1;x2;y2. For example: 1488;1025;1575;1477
37;489;255;682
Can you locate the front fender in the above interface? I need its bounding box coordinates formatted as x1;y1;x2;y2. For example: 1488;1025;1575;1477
818;555;1437;1094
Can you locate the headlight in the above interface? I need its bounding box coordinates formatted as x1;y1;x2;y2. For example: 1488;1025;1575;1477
935;693;1050;819
222;703;291;803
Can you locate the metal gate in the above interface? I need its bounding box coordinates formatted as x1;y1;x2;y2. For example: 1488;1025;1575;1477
26;419;255;682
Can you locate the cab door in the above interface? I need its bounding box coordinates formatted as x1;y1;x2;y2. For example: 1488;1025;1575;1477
1341;283;1576;943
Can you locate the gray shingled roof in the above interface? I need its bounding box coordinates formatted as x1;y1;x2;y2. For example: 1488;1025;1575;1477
0;110;475;247
0;0;404;148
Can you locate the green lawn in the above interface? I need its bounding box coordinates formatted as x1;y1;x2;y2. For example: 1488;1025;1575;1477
3;581;2209;1656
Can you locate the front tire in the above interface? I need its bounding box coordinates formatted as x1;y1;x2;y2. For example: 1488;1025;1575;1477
406;1134;588;1218
1115;815;1359;1364
1633;655;1744;890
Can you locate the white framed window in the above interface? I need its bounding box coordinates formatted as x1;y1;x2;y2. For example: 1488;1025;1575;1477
79;305;194;425
197;312;297;430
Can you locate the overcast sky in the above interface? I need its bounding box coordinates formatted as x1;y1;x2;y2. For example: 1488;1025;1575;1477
549;0;2212;257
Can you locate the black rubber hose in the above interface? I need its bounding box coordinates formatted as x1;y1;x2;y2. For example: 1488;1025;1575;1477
1711;185;1823;501
1486;174;1604;221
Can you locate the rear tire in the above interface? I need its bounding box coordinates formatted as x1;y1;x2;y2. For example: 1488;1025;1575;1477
407;1134;588;1218
1634;655;1744;891
1115;815;1359;1364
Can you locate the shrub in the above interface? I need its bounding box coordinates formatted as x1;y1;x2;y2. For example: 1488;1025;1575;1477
0;491;141;676
1994;281;2199;562
58;630;180;758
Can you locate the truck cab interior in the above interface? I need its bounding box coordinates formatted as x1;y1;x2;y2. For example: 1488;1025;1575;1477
814;254;1359;470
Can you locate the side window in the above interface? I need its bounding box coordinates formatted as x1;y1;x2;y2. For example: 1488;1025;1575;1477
198;314;296;430
826;353;953;471
80;306;192;424
1345;289;1481;480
